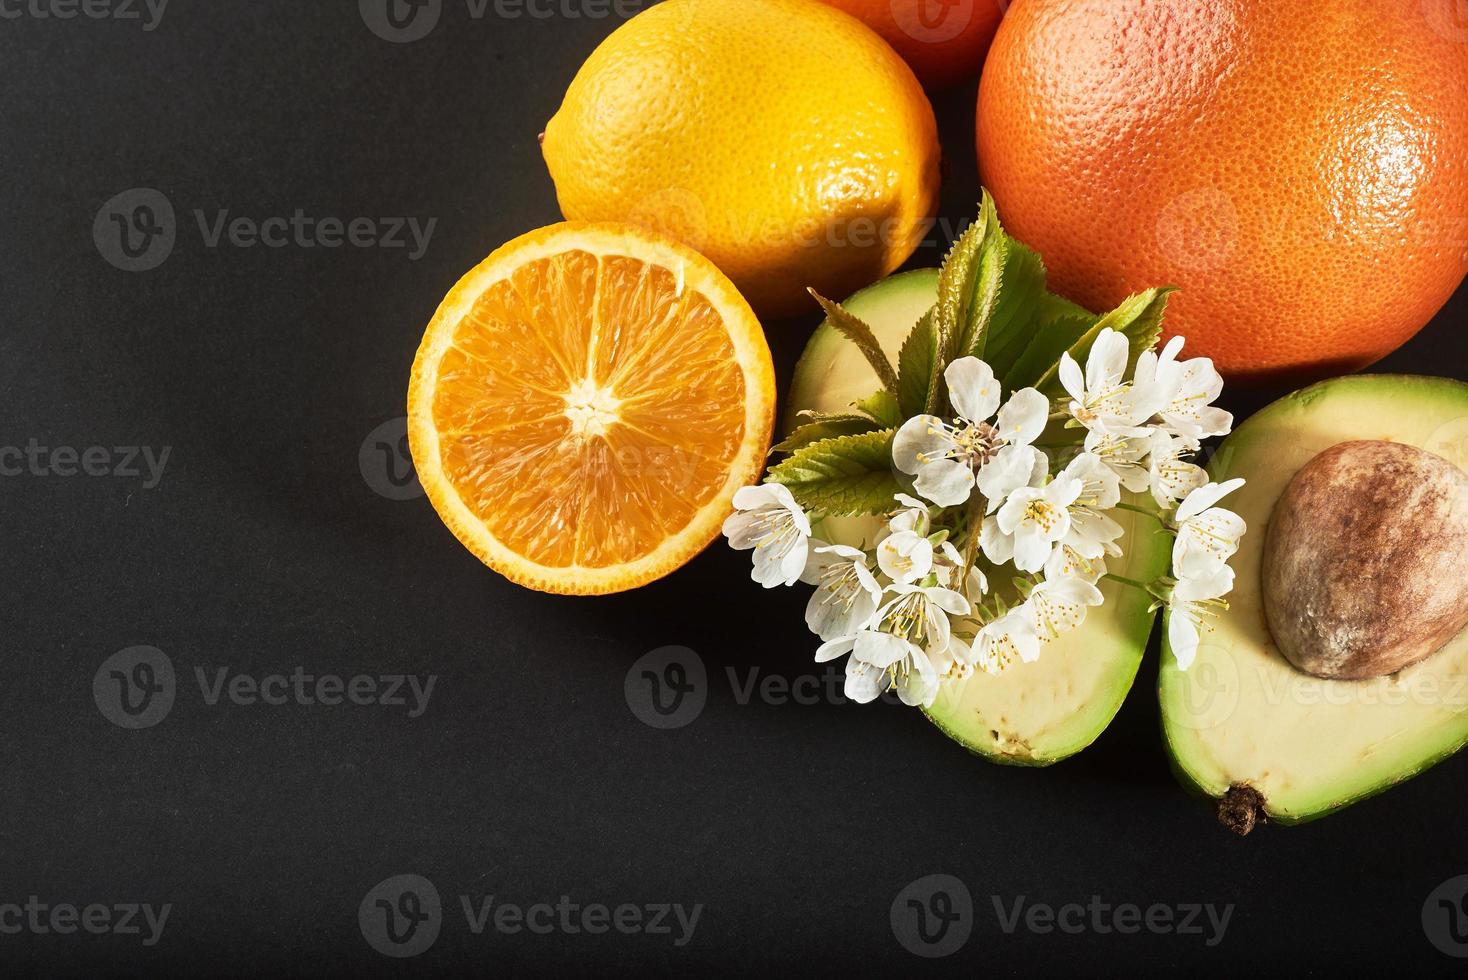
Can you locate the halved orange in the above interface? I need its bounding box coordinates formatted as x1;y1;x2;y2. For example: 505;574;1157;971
407;222;777;595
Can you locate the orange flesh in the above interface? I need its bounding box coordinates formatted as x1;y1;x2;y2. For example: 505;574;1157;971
429;250;748;569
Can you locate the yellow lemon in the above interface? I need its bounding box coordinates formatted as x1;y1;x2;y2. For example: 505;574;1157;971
541;0;941;318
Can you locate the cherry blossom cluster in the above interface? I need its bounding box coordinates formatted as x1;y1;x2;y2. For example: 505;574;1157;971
724;329;1247;708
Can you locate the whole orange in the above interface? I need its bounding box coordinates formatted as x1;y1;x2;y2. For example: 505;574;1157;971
977;0;1468;383
819;0;1007;89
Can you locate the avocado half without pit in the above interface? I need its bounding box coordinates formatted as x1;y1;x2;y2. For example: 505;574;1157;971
787;270;1170;766
1161;375;1468;832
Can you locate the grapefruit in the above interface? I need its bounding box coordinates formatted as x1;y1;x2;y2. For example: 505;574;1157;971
977;0;1468;383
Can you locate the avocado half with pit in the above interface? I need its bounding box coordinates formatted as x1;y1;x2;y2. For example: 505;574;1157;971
787;269;1171;765
1161;374;1468;829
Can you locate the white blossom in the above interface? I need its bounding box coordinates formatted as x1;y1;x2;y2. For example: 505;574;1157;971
800;544;882;642
722;483;812;588
1173;479;1248;578
973;608;1041;674
893;357;1048;507
815;583;971;707
1146;429;1208;508
1166;564;1235;670
1055;452;1125;561
1082;428;1153;494
1134;335;1233;442
982;475;1084;573
1058;328;1158;436
1026;575;1104;641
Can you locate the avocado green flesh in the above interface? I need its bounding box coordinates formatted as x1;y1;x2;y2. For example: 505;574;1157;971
788;270;1169;765
1160;374;1468;823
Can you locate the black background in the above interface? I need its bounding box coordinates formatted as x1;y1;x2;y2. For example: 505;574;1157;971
3;1;1467;975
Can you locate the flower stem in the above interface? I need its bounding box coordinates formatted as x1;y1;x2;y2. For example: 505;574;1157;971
1113;501;1164;522
1103;573;1153;592
959;493;987;591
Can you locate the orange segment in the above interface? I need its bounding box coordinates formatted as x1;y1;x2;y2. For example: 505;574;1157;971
407;222;776;595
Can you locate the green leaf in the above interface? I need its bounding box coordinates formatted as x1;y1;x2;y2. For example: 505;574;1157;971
770;416;879;455
767;428;902;518
808;290;900;398
1004;292;1098;390
980;238;1050;379
896;308;940;419
854;389;903;428
935;194;1003;365
1036;287;1177;399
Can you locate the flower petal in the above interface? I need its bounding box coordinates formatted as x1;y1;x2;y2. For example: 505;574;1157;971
843;658;886;703
1176;478;1245;522
1011;527;1053;574
892;416;952;476
995;388;1050;448
814;635;856;662
979;515;1013;565
1168;614;1199;670
1086;328;1128;392
945;357;1000;423
913;458;975;507
976;444;1044;511
853;630;910;669
1058;352;1085;403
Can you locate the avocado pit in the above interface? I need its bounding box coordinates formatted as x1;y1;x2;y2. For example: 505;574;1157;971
1262;440;1468;680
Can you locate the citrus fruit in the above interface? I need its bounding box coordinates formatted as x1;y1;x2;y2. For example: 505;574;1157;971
541;0;941;318
407;222;776;595
977;0;1468;384
818;0;1006;89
